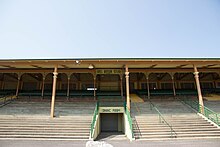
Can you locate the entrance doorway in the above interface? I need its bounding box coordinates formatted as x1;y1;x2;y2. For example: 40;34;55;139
101;113;123;132
97;113;125;140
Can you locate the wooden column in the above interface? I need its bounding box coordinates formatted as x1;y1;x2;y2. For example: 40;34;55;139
16;74;22;97
67;73;71;98
2;81;4;90
193;65;204;114
120;74;123;99
170;73;176;97
41;73;46;98
1;73;4;90
50;66;58;118
125;65;130;111
146;73;150;99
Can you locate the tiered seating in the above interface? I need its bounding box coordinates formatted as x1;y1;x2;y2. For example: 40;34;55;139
0;99;96;140
70;90;93;97
135;89;198;97
0;90;15;96
96;91;122;101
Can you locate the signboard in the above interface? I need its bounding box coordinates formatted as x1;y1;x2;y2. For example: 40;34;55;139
99;107;124;113
96;69;122;75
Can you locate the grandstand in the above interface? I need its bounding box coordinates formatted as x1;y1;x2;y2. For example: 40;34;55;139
0;58;220;141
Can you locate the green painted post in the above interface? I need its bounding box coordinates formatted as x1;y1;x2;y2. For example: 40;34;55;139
216;114;219;125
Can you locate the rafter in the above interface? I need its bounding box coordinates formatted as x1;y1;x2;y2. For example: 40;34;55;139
0;65;16;68
148;64;157;69
61;65;70;68
31;65;42;68
176;64;188;68
202;64;217;68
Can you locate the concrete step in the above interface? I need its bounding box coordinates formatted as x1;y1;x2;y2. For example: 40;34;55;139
0;132;89;136
0;126;90;129
0;123;91;126
134;130;220;135
0;129;90;133
133;121;210;126
134;128;220;132
0;134;89;139
135;125;214;129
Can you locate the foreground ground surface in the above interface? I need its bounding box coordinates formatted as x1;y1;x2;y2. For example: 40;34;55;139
1;139;220;147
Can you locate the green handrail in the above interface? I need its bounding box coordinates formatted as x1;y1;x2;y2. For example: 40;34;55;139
124;103;134;140
0;94;14;107
150;101;177;138
90;101;99;138
180;97;220;126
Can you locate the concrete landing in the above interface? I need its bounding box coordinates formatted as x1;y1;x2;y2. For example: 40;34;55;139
204;94;220;101
96;132;128;141
130;94;144;103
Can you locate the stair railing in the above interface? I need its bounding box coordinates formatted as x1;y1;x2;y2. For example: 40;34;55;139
124;102;135;140
180;97;220;126
150;101;177;138
0;94;14;108
90;101;99;138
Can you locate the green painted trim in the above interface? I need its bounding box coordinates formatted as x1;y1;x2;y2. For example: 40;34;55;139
0;57;220;62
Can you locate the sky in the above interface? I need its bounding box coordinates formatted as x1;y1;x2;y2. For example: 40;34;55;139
0;0;220;59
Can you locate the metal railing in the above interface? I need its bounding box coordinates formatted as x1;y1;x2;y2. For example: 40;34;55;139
0;94;14;107
180;97;220;126
124;103;135;140
150;101;177;138
90;101;99;138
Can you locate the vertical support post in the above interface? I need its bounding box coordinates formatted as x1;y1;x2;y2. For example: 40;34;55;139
67;73;71;99
193;65;204;114
41;73;46;98
137;73;140;90
145;73;150;99
93;74;96;100
120;74;123;99
170;73;176;97
50;66;58;118
125;65;130;111
16;73;21;97
2;81;4;90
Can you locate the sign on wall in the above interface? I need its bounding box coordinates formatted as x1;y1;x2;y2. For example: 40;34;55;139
96;69;122;75
99;107;124;113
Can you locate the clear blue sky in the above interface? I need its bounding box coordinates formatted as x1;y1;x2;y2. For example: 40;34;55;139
0;0;220;59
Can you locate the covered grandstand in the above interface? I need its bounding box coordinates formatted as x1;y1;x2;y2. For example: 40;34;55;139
0;58;220;141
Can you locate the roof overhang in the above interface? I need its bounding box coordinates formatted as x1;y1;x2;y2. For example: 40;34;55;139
0;58;220;72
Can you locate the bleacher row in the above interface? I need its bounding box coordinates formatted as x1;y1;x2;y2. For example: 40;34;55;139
135;88;220;96
0;90;122;100
1;88;220;100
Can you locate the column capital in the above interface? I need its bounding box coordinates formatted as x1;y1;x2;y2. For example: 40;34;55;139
168;72;175;79
53;72;58;79
17;73;23;80
144;72;150;79
119;74;123;80
92;73;96;80
66;72;72;79
194;71;199;75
